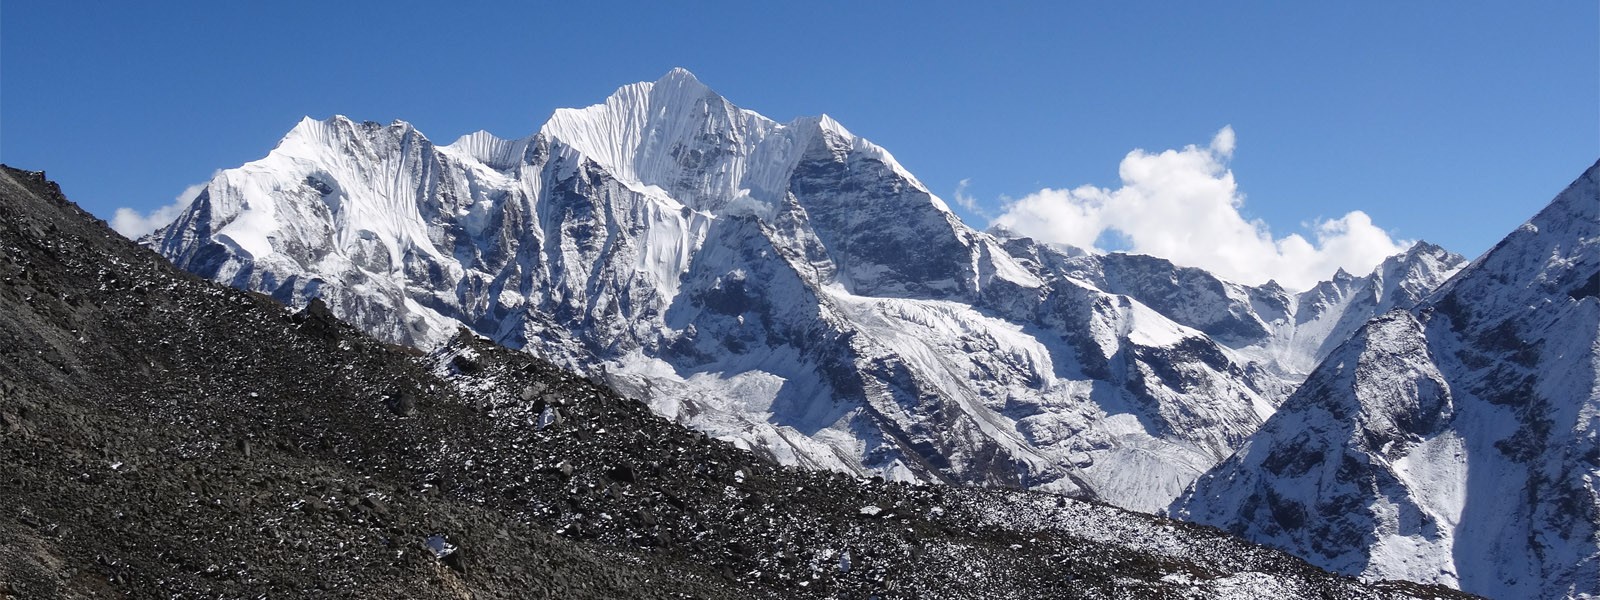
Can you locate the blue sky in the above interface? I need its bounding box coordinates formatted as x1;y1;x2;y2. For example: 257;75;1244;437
3;2;1595;278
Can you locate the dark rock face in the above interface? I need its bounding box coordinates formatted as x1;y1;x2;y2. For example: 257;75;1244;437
1091;253;1272;342
0;165;1476;598
787;128;978;300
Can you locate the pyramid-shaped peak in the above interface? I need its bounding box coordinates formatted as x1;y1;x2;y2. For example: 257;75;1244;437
656;67;705;87
1382;240;1462;270
1408;240;1445;255
277;115;356;151
282;115;423;142
643;67;722;106
532;69;924;212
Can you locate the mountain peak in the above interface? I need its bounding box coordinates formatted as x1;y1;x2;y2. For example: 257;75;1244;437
1387;240;1462;272
278;115;426;151
1407;240;1445;256
1376;240;1462;275
655;66;706;89
645;67;719;109
277;115;346;148
535;68;761;204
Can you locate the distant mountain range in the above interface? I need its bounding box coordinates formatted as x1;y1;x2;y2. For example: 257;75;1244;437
139;69;1596;597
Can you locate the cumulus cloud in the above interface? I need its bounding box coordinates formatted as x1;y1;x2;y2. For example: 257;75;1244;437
111;179;210;239
991;127;1409;290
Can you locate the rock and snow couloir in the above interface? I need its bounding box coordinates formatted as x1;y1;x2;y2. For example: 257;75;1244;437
1172;160;1600;599
145;69;1462;514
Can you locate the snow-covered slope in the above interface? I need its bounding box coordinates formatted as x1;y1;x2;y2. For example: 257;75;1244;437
145;69;1458;514
1012;239;1464;381
1173;160;1600;598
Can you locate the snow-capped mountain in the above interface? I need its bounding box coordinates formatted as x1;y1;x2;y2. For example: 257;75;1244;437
8;164;1479;599
1173;161;1600;598
145;69;1460;513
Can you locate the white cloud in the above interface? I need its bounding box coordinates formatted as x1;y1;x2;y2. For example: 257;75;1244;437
952;178;987;217
111;179;210;239
991;127;1409;291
